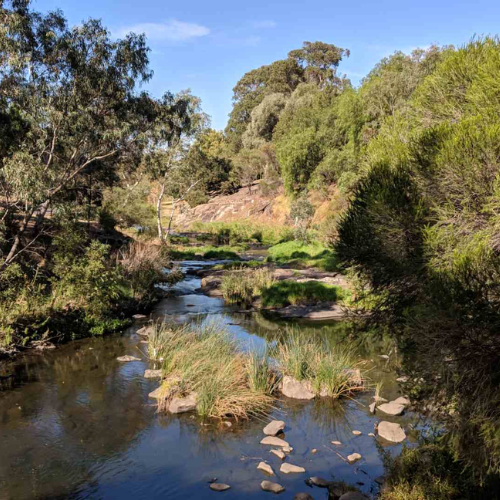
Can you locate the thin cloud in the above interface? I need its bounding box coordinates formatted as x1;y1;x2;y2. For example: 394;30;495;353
253;20;277;29
116;20;210;42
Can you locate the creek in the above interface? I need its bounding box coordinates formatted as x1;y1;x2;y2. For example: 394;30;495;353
0;257;431;500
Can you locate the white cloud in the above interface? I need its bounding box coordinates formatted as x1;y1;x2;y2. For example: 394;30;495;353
116;20;210;42
253;20;277;29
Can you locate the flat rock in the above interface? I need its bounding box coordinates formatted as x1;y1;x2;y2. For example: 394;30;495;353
378;402;405;416
209;483;231;492
132;314;147;319
331;440;342;445
283;445;293;453
280;463;305;474
116;355;141;362
393;396;410;406
261;436;289;447
263;420;285;436
347;453;362;463
169;393;197;414
261;480;285;494
368;433;376;437
352;430;362;436
294;494;315;500
281;375;315;400
257;462;274;475
270;449;285;460
148;386;164;399
378;421;406;443
373;396;388;403
369;402;376;414
144;369;162;379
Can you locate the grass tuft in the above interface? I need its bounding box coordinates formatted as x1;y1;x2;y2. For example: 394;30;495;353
266;241;339;271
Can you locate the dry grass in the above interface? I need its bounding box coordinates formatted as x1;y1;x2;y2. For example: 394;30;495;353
148;321;275;419
273;330;366;399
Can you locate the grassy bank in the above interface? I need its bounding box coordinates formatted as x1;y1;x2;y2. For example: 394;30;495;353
267;241;339;271
191;221;294;246
0;239;180;355
168;244;244;261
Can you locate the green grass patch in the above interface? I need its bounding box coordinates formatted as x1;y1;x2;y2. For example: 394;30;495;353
261;280;349;307
168;245;244;261
191;221;294;246
266;241;339;271
221;268;276;305
212;260;264;271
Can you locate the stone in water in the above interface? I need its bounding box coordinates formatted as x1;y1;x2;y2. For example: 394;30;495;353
257;462;274;475
263;420;285;436
280;463;305;474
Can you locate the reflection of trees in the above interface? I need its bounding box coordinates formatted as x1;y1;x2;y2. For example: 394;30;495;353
0;335;155;499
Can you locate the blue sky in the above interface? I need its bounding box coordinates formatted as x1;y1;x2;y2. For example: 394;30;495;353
34;0;500;130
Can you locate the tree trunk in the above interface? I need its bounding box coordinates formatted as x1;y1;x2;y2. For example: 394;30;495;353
156;182;166;242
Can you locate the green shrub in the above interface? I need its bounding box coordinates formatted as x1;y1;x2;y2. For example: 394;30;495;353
267;240;339;271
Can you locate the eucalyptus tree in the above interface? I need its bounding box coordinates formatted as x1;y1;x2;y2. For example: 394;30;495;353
0;0;194;270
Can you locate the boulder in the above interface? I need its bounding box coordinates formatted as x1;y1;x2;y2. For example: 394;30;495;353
263;420;285;436
270;449;285;460
347;453;362;463
281;376;315;400
168;393;197;414
261;436;289;447
393;396;410;406
257;462;274;475
144;369;162;379
309;476;332;487
116;355;141;362
377;402;405;416
280;463;305;474
377;421;406;443
209;483;231;492
261;480;285;494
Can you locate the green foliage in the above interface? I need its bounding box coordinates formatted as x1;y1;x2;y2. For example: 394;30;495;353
260;280;348;307
267;241;339;271
336;37;500;480
221;268;275;305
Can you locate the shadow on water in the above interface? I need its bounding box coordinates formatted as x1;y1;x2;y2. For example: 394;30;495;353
0;260;433;500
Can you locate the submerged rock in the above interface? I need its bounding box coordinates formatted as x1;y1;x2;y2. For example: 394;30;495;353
377;421;406;443
257;462;274;475
308;476;332;487
280;463;305;474
261;436;289;447
339;492;368;500
116;355;141;362
169;393;197;414
294;494;315;500
209;483;231;492
144;369;162;379
347;453;362;463
261;480;285;494
263;420;285;436
281;376;315;400
377;402;405;416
